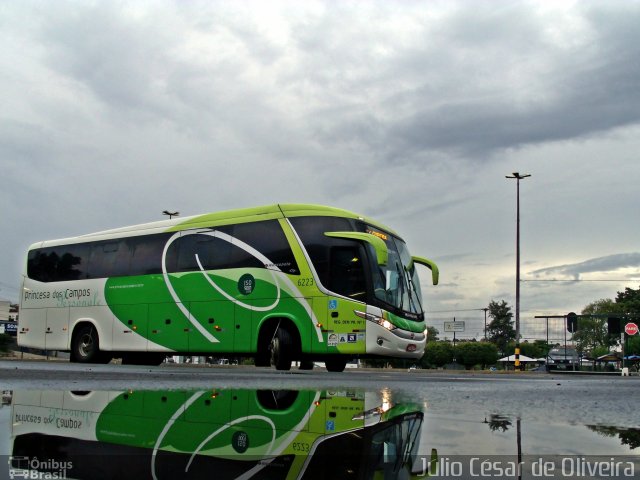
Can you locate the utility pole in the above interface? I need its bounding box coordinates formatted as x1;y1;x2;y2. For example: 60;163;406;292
452;317;457;363
482;307;489;340
506;172;531;370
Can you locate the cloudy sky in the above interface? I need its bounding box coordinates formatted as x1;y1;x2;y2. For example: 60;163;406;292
2;0;639;340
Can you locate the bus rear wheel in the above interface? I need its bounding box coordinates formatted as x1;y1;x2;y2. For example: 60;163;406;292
71;324;101;364
270;327;293;371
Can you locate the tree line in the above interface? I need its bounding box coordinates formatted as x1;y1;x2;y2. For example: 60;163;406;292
365;285;640;370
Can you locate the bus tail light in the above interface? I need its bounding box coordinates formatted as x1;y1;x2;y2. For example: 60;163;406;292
406;344;417;352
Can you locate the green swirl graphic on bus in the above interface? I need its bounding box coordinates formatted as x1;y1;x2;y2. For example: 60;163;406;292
19;204;438;371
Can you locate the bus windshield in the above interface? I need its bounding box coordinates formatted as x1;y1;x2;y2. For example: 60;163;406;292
289;216;424;318
365;228;423;317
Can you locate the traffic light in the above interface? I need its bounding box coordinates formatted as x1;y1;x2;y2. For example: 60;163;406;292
566;312;578;333
607;317;622;335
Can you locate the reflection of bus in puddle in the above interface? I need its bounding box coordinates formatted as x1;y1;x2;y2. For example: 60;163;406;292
10;389;425;479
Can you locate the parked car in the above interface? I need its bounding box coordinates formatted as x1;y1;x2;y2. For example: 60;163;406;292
546;346;579;371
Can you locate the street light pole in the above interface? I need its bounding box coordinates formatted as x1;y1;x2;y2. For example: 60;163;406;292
506;172;530;370
482;307;489;340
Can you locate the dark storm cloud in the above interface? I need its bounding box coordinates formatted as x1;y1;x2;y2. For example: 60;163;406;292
39;7;171;116
23;1;640;165
306;2;640;162
530;253;640;280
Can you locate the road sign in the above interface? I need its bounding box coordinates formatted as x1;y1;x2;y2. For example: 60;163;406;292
444;321;465;333
625;322;639;336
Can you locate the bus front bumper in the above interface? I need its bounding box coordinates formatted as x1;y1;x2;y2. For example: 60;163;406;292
365;322;426;359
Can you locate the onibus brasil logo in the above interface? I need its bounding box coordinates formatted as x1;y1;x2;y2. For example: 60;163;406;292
8;456;73;479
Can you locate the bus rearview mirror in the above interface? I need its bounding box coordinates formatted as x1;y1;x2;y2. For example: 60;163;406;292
324;231;388;266
410;256;439;285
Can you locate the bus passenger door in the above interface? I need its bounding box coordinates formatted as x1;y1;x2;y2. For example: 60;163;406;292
188;300;235;353
327;297;367;356
45;307;69;351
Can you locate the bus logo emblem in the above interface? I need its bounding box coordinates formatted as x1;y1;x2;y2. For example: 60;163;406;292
238;274;255;295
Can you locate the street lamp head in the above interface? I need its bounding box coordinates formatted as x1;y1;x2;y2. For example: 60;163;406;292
506;172;531;180
162;210;180;219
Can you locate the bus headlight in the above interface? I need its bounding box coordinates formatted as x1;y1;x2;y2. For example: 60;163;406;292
352;402;393;421
354;310;397;331
381;319;394;330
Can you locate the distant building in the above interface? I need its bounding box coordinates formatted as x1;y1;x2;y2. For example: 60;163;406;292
0;300;10;322
9;303;18;322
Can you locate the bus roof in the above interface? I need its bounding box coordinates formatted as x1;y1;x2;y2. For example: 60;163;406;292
28;204;401;249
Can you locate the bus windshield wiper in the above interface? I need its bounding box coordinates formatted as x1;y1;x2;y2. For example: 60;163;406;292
403;265;422;314
395;263;405;311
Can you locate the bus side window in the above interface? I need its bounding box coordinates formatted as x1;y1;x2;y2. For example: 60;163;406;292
289;216;354;287
174;235;227;272
196;236;233;270
214;224;263;270
232;221;300;274
175;235;203;272
28;245;90;282
328;246;367;301
88;240;131;278
129;234;171;275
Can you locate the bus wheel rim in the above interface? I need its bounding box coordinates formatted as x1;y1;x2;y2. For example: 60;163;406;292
79;334;93;356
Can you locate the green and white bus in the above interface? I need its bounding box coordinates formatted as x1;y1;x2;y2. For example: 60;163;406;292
18;204;438;371
10;388;427;479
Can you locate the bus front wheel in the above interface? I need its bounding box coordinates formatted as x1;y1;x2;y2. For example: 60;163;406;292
270;327;293;371
71;324;101;363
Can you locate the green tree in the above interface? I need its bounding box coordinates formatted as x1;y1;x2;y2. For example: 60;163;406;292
588;426;640;450
519;340;551;359
422;341;453;368
426;326;439;343
486;300;516;354
575;299;619;356
626;335;640;355
615;286;640;319
487;414;512;432
592;345;610;359
455;341;499;369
